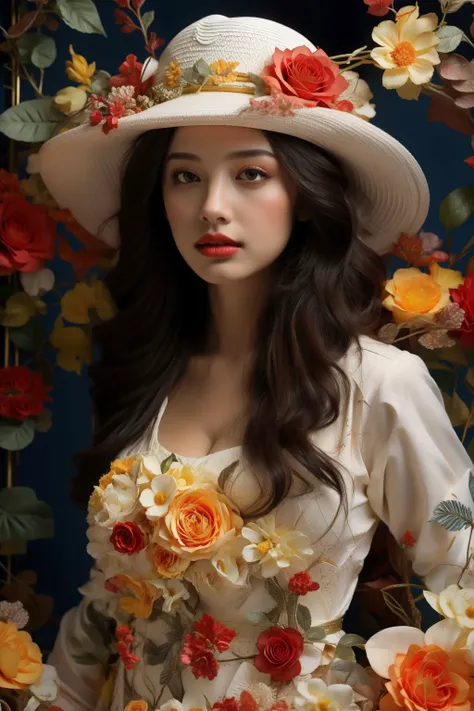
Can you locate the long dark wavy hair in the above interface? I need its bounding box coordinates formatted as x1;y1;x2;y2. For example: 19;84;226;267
73;126;386;516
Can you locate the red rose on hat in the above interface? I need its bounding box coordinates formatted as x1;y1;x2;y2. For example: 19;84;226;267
254;626;304;681
0;366;51;421
0;198;56;275
261;46;350;109
110;521;145;555
450;275;474;346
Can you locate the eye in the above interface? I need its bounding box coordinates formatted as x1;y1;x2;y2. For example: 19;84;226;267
238;167;268;182
172;170;199;184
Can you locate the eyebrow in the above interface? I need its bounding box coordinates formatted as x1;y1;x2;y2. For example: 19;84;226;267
165;149;276;162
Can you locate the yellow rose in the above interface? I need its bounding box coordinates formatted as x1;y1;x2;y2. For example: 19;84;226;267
383;264;464;324
65;45;96;88
0;621;43;689
151;544;190;578
155;487;243;561
53;86;88;115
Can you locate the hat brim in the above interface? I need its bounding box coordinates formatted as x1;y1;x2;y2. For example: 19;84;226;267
38;90;429;252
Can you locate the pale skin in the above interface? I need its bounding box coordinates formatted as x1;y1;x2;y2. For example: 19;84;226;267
158;125;298;458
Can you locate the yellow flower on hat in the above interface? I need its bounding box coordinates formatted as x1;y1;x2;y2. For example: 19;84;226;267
165;59;182;87
208;59;240;85
53;86;88;116
371;5;440;89
383;264;463;324
65;45;96;89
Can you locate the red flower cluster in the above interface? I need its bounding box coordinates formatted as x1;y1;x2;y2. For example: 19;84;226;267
212;692;259;711
288;571;320;596
254;626;304;682
364;0;393;16
116;624;139;670
109;55;155;96
450;275;474;346
180;614;236;680
0;366;51;422
110;521;145;555
392;232;448;267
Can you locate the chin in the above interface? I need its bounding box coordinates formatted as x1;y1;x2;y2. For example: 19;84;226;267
186;259;263;285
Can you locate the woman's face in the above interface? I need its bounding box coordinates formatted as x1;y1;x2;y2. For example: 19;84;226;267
162;126;297;284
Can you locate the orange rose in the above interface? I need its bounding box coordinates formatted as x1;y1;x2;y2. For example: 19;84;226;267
380;643;474;711
125;701;148;711
155;487;243;560
151;544;190;578
0;197;56;275
261;46;349;108
0;621;43;689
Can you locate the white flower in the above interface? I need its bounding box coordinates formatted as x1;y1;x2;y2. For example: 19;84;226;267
140;474;177;519
242;514;313;577
371;5;440;89
295;678;359;711
339;71;376;120
29;664;59;702
86;526;153;580
156;578;190;614
20;268;55;297
78;568;120;617
95;473;138;526
211;537;249;586
424;584;474;629
0;600;29;629
136;454;162;487
158;692;207;711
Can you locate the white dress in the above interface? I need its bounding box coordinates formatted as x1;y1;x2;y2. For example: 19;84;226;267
49;336;474;711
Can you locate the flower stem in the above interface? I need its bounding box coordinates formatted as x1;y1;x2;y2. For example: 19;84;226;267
462;401;474;443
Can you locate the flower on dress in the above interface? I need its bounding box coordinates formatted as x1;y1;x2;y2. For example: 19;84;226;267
294;678;359;711
139;474;177;519
110;521;146;555
158;692;208;711
125;702;148;711
288;571;320;596
242;514;313;578
365;620;474;710
254;626;321;682
211;537;249;586
94;473;139;527
109;574;163;619
424;584;474;630
193;612;236;652
371;5;440;89
181;633;219;680
136;454;162;487
29;664;59;704
158;578;190;614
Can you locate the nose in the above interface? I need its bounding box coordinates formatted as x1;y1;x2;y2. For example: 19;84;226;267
199;175;232;225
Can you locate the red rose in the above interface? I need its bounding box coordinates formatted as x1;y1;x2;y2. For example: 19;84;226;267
110;521;145;555
261;46;349;109
288;572;320;596
193;613;236;652
450;275;474;346
109;54;155;97
0;366;51;422
254;626;304;681
0;198;56;275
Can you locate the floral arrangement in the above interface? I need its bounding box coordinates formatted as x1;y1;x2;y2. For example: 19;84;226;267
3;0;474;710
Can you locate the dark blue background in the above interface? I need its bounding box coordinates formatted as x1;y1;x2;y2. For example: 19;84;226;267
1;0;474;647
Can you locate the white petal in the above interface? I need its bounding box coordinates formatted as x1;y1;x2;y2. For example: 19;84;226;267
183;693;207;711
20;268;55;297
408;59;436;85
300;643;323;675
424;618;464;650
147;504;169;519
372;21;399;49
371;47;396;69
383;67;410;89
423;590;444;615
139;489;155;507
297;678;327;700
327;684;357;707
242;545;263;563
242;526;263;543
141;56;159;83
141;454;161;476
365;626;424;678
439;584;461;617
151;474;177;496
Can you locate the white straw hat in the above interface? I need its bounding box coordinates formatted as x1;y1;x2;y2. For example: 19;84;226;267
38;14;429;252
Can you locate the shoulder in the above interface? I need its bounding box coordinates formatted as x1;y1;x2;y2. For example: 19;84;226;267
338;335;437;408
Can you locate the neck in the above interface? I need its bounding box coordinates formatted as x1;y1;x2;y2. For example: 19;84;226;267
207;271;272;359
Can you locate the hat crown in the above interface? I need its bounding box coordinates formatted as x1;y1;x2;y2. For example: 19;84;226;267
157;15;316;80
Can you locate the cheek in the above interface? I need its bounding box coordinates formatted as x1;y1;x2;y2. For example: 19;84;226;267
247;186;294;249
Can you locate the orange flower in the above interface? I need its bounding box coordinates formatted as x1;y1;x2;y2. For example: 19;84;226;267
151;544;190;578
0;621;43;689
383;265;463;324
381;644;474;711
155;486;243;561
109;574;162;619
125;702;148;711
400;530;416;547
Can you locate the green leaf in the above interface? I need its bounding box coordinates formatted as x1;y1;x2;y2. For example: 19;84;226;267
334;642;356;662
16;34;41;64
0;98;63;143
145;640;172;665
469;472;474;505
247;611;268;624
194;58;212;79
306;626;327;642
9;316;46;352
0;486;54;543
264;578;285;624
430;499;473;531
31;35;56;69
56;0;106;36
161;453;177;473
160;650;179;686
297;604;312;631
248;71;268;97
142;10;154;33
90;69;111;94
439;187;474;232
0;419;35;451
85;603;115;648
436;26;463;53
338;633;365;647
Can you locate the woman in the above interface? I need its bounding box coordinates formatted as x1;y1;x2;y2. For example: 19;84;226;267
38;13;474;711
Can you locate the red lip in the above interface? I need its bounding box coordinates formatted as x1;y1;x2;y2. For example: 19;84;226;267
196;233;241;246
